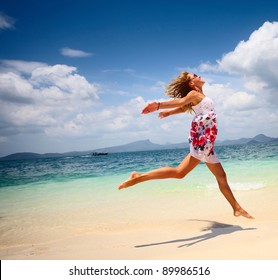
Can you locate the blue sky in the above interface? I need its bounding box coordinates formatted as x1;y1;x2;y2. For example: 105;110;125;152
0;0;278;156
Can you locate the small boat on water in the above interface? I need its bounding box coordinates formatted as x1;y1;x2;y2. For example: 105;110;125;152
91;152;108;156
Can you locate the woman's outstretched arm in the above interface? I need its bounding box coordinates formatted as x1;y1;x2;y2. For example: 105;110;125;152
142;91;197;114
158;107;186;118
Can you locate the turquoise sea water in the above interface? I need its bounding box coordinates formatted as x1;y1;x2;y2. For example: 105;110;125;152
1;142;277;189
0;143;278;248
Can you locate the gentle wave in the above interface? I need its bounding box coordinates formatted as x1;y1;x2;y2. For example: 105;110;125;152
207;181;266;191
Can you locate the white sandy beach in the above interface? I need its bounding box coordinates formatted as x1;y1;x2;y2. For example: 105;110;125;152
1;186;278;260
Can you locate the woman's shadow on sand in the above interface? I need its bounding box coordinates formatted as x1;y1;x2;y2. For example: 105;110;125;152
135;220;257;249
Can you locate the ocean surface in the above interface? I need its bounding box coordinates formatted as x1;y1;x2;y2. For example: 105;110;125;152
1;142;278;248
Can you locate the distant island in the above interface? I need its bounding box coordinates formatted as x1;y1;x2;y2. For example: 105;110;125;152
0;134;277;161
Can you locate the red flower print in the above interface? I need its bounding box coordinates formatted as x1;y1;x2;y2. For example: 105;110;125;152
205;128;211;137
211;125;217;135
198;135;206;146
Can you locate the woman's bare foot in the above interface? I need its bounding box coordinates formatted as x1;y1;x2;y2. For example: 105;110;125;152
118;172;141;190
234;207;254;219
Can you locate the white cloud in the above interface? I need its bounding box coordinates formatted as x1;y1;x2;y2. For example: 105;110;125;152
0;60;47;74
199;22;278;99
218;21;278;101
222;91;259;111
198;62;220;73
43;96;148;138
219;21;278;75
60;47;93;58
0;60;99;138
0;12;15;30
0;63;151;145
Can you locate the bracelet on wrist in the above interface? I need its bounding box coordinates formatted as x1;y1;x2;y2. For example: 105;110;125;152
157;102;161;110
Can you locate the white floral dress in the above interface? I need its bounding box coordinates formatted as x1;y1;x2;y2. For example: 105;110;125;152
188;96;219;163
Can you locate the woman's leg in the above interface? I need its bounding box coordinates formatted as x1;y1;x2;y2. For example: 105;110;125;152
205;162;254;219
118;153;200;190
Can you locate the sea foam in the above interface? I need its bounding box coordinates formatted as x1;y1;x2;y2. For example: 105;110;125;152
207;181;266;191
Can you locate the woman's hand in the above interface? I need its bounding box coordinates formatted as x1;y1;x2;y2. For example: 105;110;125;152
158;111;170;119
141;102;159;114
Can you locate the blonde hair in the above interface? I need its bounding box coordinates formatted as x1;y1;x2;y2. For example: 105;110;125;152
165;71;193;113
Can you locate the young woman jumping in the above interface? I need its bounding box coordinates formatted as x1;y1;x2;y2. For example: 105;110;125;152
118;72;254;219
